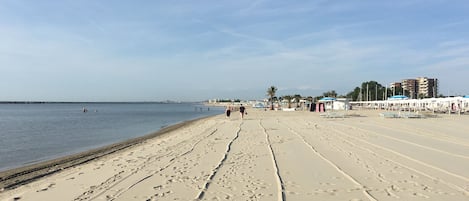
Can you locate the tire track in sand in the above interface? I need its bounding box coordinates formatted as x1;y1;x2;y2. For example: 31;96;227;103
281;122;378;201
259;120;286;201
327;124;469;196
74;124;220;201
195;121;243;200
330;122;469;160
362;120;469;148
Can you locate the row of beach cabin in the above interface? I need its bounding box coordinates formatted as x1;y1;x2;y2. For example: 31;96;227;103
308;95;469;114
251;95;469;114
350;95;469;114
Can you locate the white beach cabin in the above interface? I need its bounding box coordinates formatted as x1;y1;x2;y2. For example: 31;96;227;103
317;97;350;111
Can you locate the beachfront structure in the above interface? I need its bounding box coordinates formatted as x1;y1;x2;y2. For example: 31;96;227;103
317;97;350;111
390;82;402;89
388;95;409;100
390;82;401;94
351;96;469;114
389;82;402;97
417;77;438;98
402;79;418;99
392;77;438;99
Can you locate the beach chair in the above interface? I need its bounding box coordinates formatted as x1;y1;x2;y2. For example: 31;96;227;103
379;112;399;118
320;112;345;118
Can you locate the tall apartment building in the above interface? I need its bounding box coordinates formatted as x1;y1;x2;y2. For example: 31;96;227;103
389;82;402;89
389;82;402;96
402;79;418;99
394;77;438;99
417;77;438;98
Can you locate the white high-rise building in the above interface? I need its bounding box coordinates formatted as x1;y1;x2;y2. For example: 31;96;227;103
402;79;418;99
391;77;438;99
417;77;438;98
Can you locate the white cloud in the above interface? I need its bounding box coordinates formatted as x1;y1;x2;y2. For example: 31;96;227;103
1;1;469;100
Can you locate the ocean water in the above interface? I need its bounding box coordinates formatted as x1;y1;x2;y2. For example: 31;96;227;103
0;103;223;171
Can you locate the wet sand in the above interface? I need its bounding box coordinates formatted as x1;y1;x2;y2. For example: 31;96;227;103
1;109;468;200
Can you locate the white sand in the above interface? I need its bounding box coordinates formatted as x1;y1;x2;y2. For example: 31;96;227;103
1;109;469;201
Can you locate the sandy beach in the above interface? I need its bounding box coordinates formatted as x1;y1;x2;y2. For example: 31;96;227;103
1;109;468;201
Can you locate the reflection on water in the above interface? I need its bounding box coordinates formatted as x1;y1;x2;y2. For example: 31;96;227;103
0;103;222;171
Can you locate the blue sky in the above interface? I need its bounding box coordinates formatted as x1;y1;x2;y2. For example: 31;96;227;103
1;0;469;101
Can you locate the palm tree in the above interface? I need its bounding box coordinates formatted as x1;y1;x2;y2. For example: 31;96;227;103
293;94;302;108
306;96;314;111
283;95;293;108
267;86;277;110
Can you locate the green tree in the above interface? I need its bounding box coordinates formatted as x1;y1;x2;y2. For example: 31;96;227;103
267;86;278;110
293;94;302;108
322;90;338;98
418;93;427;99
306;96;314;110
347;81;389;101
283;95;293;108
346;87;361;101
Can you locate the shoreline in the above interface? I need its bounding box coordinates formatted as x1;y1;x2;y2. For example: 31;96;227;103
0;101;201;104
1;109;468;200
0;114;220;190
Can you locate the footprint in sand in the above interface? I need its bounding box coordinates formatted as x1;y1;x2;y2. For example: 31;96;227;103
390;184;400;192
36;183;56;192
385;188;400;198
153;185;164;190
413;192;430;198
287;191;299;195
410;174;419;179
319;182;335;186
344;188;358;193
154;190;172;198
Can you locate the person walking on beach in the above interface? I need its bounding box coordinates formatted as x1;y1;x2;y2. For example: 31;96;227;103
239;104;246;119
225;106;231;118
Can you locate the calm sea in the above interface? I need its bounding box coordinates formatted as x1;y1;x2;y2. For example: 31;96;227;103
0;103;223;171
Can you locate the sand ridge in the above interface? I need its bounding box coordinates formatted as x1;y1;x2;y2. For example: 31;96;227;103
1;109;468;200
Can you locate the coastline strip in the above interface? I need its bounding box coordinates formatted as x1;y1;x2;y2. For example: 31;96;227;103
0;115;218;191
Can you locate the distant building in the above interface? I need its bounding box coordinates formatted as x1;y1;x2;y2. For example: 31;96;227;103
390;82;402;89
389;82;402;96
392;77;438;99
402;79;418;99
417;77;438;98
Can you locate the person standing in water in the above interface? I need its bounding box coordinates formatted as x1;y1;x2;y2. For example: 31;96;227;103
239;104;246;119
